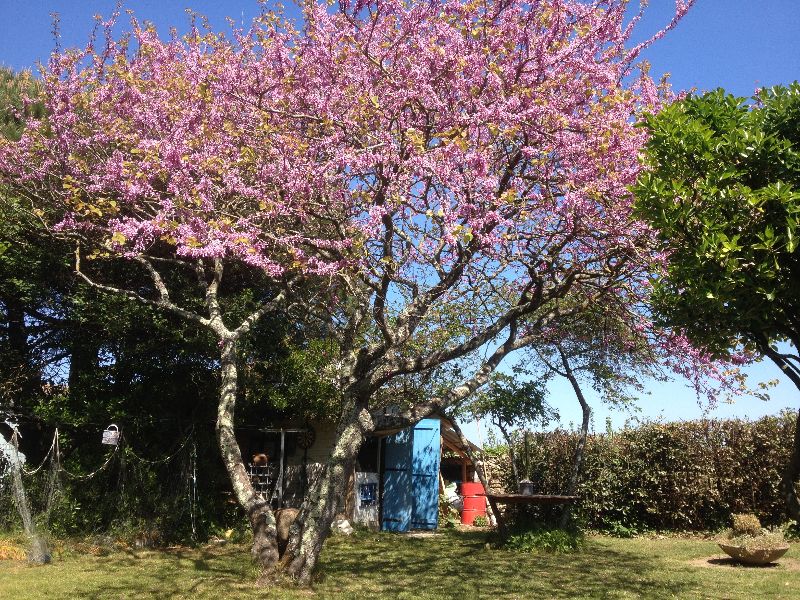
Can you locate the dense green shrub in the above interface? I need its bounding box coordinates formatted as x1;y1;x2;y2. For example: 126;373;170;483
504;520;585;553
494;412;796;532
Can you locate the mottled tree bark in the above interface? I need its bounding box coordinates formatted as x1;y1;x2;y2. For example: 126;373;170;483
281;402;373;584
217;339;280;568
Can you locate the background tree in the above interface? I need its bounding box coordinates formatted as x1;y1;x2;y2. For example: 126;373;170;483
465;372;555;488
0;61;337;550
527;299;672;499
274;0;710;582
0;68;48;409
634;83;800;520
0;9;351;568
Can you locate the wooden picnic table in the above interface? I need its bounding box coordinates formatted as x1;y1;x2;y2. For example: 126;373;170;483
485;493;579;539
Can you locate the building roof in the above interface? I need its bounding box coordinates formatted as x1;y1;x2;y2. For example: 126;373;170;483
372;414;481;459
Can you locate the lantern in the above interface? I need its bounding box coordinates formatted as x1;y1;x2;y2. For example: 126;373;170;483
102;424;120;446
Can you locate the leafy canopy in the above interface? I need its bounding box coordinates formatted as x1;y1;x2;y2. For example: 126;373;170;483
634;84;800;357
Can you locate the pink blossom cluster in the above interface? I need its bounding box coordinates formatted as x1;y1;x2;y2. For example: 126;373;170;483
0;0;747;399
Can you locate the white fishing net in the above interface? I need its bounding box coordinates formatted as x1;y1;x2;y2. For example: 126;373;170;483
2;421;50;564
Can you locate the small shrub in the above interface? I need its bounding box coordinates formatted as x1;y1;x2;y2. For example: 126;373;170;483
783;520;800;541
0;541;27;561
504;524;585;554
472;515;488;528
731;513;762;536
603;521;639;539
720;513;788;552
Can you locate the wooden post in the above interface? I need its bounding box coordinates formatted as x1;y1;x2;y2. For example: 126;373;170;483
524;430;530;480
278;429;285;506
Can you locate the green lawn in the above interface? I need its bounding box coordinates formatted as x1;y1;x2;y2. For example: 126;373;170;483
1;530;798;599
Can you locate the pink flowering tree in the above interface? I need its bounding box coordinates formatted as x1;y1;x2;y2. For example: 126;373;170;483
0;0;735;584
0;12;353;568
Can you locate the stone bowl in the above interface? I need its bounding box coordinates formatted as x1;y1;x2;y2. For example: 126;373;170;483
718;543;790;565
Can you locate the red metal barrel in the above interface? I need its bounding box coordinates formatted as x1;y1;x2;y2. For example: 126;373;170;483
460;482;486;525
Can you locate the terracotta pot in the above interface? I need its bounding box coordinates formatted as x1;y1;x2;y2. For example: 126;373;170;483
717;542;790;565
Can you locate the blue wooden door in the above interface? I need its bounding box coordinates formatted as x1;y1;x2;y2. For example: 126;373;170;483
381;427;412;531
411;418;441;530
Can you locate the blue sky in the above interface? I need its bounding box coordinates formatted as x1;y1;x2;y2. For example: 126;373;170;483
1;1;798;433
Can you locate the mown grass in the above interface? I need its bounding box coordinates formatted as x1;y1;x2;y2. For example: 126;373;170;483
0;530;798;599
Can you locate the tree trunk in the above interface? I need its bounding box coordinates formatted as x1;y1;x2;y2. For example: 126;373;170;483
558;347;591;528
67;327;97;400
564;376;591;498
216;338;280;569
3;294;38;403
786;407;800;521
498;424;520;489
762;349;800;521
281;402;373;585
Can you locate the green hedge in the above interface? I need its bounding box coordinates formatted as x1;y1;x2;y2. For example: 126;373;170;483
500;412;796;532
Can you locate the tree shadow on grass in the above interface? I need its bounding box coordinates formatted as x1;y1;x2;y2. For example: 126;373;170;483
62;544;256;600
706;557;780;569
318;530;694;599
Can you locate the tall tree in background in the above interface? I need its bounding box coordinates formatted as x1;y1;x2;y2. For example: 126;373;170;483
0;68;48;409
467;372;555;488
1;68;339;541
635;83;800;520
0;0;745;584
0;16;343;567
528;300;675;499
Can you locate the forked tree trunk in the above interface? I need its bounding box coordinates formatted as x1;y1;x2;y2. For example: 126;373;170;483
281;402;373;584
217;339;280;568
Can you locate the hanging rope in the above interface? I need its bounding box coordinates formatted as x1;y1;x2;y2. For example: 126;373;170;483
10;424;201;541
20;429;58;476
16;426;195;480
40;446;63;528
124;427;194;466
55;431;119;481
188;439;197;540
17;428;119;481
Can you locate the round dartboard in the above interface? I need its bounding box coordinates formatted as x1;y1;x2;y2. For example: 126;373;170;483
297;425;316;449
